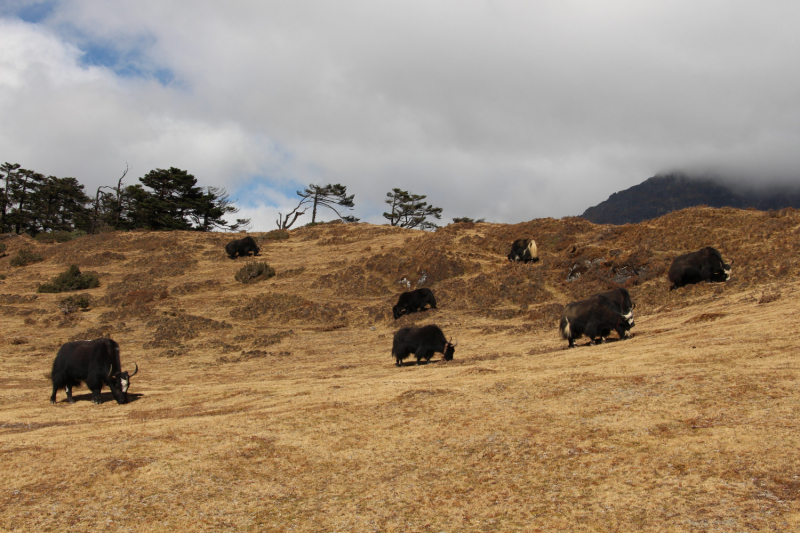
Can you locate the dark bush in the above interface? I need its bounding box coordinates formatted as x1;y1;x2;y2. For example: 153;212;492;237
58;294;91;314
10;248;43;267
34;230;86;244
235;261;276;284
37;265;100;293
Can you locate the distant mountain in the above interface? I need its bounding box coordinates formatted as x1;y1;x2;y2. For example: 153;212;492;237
581;173;800;225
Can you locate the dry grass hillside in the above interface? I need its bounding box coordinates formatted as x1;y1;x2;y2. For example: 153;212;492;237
1;206;800;532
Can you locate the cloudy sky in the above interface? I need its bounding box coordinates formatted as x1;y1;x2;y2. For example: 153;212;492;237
1;1;799;229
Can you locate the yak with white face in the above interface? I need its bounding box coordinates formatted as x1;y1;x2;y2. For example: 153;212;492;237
668;247;732;291
559;294;635;348
50;338;138;405
507;239;539;263
595;287;635;324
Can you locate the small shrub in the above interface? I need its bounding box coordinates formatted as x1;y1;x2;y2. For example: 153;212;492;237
37;265;100;293
10;248;43;267
0;274;5;280
58;294;91;314
0;243;6;255
758;291;781;304
34;230;87;244
235;261;276;284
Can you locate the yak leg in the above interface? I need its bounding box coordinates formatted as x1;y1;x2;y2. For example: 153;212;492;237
584;319;604;346
86;375;104;404
415;346;432;365
50;384;58;404
65;383;75;404
90;388;102;404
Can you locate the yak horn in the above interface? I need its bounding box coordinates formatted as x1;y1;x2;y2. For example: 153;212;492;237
129;363;138;378
450;338;458;347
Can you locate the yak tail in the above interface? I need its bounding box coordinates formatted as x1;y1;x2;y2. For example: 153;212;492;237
528;240;539;261
559;316;571;340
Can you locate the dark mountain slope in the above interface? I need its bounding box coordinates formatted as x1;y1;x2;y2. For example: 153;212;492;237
581;173;800;224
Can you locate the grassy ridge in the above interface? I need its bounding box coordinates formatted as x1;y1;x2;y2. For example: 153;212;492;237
1;207;799;531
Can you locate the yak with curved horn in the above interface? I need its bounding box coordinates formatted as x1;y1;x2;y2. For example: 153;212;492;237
50;339;138;405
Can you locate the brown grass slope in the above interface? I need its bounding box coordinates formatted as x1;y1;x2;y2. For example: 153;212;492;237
1;206;800;532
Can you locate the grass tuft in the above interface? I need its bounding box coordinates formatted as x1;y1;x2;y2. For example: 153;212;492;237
262;229;290;240
57;294;91;314
235;261;276;284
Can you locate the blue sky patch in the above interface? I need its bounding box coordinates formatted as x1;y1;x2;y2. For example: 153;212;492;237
232;177;305;208
76;35;175;86
6;1;56;23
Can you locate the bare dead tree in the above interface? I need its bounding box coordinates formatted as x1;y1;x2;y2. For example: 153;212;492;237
113;164;129;226
276;204;307;230
91;164;129;234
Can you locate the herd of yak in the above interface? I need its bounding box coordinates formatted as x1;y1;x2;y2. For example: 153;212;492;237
47;235;732;405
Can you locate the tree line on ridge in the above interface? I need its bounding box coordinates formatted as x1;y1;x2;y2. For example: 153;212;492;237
1;161;457;237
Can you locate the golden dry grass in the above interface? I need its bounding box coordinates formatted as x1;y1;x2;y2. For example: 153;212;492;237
1;208;800;531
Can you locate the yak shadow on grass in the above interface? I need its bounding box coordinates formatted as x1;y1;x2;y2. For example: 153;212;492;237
565;336;632;349
396;358;445;367
58;392;144;404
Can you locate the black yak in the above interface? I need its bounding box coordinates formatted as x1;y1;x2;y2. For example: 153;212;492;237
559;296;634;348
393;288;437;320
50;338;138;405
668;247;732;291
391;325;456;366
225;236;260;259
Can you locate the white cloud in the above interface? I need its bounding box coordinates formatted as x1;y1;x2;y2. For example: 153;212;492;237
3;1;800;229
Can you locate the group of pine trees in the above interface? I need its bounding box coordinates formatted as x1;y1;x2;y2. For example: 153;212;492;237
1;161;457;236
277;185;445;230
0;163;248;236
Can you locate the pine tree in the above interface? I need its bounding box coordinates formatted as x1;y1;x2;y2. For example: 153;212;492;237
27;176;91;234
6;168;46;234
277;183;358;229
383;188;443;230
0;162;20;233
124;167;248;231
190;186;250;232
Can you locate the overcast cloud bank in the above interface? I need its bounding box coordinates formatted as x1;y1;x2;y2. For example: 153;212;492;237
2;1;799;229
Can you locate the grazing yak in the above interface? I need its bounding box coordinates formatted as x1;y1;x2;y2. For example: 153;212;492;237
391;325;456;366
393;288;437;320
559;292;635;348
225;236;260;259
508;239;539;263
50;338;138;405
596;287;635;320
668;247;732;291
